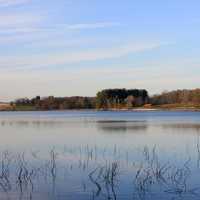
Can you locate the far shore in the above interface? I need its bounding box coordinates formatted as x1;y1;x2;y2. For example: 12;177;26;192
0;103;200;112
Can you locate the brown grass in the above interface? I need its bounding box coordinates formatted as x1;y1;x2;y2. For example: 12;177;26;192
0;103;12;111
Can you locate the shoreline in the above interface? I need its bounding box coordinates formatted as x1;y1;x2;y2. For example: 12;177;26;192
1;102;200;112
0;107;200;112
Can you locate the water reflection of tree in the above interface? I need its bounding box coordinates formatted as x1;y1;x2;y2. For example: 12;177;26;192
0;120;68;128
96;120;148;133
196;133;200;168
161;123;200;132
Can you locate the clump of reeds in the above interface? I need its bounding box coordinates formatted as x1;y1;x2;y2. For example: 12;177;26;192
0;145;198;199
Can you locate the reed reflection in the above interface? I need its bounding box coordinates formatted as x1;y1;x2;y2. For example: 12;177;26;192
0;146;199;200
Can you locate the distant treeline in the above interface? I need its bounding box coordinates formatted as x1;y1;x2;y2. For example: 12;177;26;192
12;88;149;110
13;96;96;110
150;89;200;105
96;89;149;109
11;88;200;110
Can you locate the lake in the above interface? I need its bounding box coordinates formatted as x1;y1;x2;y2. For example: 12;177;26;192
0;111;200;200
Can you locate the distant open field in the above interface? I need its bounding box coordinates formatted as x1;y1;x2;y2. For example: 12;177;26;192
0;103;12;111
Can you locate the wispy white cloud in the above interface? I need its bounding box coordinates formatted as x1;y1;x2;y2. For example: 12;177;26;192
63;22;120;30
0;22;120;35
0;42;163;70
0;64;199;101
0;0;31;7
0;0;120;47
0;13;43;28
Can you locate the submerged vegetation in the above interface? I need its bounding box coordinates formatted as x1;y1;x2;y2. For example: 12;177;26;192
0;145;199;199
3;88;200;111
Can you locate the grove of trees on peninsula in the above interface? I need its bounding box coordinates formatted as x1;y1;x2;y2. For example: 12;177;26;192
96;89;149;109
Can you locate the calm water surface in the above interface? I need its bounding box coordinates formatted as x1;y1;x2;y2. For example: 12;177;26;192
0;111;200;200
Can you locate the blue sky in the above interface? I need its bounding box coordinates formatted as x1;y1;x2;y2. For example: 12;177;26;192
0;0;200;101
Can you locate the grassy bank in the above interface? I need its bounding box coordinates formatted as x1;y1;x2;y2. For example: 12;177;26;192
1;103;200;111
13;105;36;111
0;103;12;111
150;103;200;111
